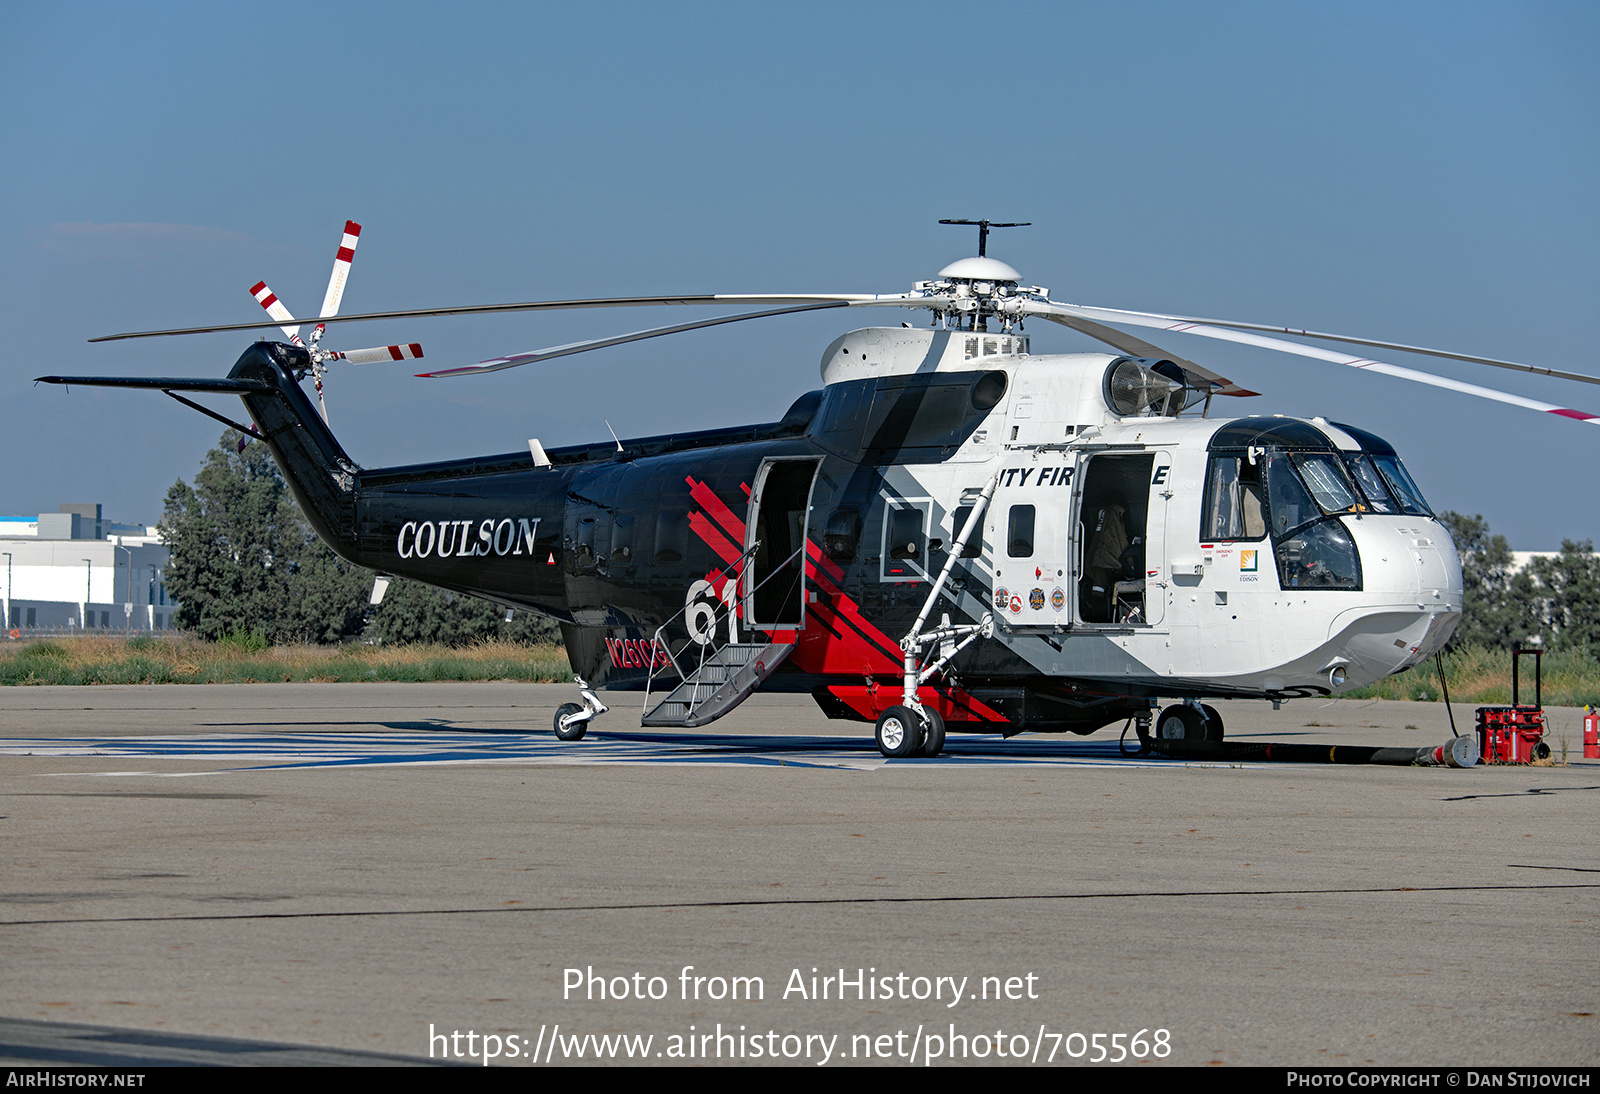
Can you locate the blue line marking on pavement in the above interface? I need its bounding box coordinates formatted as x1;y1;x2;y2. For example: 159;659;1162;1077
1;726;1205;773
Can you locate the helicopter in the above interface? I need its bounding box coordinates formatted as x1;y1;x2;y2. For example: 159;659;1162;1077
40;219;1600;758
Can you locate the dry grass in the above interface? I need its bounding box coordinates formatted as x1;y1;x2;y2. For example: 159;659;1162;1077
1344;645;1600;707
0;635;573;686
2;636;1594;707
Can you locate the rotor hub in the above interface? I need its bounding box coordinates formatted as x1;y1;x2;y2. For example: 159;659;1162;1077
915;255;1049;332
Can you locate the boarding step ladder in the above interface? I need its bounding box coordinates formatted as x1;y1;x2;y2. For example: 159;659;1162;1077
641;540;803;728
640;639;795;728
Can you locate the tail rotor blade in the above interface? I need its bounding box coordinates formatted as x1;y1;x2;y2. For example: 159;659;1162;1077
318;220;362;319
248;281;305;347
332;343;424;365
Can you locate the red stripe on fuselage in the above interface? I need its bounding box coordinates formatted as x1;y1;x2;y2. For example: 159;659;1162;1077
689;511;743;566
687;476;747;545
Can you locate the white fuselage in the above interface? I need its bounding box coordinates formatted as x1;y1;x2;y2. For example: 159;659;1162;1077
821;326;1464;700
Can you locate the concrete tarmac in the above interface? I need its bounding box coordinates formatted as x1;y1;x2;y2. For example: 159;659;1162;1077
1;682;1595;1067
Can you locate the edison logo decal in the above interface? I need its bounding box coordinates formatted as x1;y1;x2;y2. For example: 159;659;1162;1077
1240;549;1258;573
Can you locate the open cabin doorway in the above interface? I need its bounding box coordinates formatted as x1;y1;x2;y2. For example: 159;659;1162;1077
1077;453;1158;625
744;457;822;629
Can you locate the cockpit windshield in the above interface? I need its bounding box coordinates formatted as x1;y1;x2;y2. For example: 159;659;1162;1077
1343;455;1399;514
1202;418;1434;592
1329;421;1435;516
1370;455;1432;516
1289;453;1361;516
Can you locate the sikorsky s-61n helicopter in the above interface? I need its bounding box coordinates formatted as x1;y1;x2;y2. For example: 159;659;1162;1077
43;219;1600;757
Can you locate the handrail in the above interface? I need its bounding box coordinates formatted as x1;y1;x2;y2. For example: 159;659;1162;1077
645;542;758;708
644;541;807;719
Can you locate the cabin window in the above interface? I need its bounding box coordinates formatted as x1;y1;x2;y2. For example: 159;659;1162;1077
654;511;688;564
881;501;931;581
611;514;634;564
824;508;861;561
949;505;984;557
888;507;923;561
1007;505;1036;558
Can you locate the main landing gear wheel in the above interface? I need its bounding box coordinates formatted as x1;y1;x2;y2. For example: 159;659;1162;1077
554;702;587;741
1157;704;1222;742
919;707;946;758
875;705;925;758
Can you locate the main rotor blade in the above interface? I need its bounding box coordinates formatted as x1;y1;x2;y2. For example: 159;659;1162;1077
1053;301;1600;388
417;301;853;378
1038;303;1600;426
89;293;885;343
1038;312;1258;396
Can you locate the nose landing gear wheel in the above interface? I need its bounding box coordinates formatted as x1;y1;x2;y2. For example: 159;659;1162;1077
554;702;587;741
875;705;925;758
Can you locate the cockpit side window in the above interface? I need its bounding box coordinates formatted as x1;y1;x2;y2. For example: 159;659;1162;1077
1202;455;1266;540
1265;452;1322;537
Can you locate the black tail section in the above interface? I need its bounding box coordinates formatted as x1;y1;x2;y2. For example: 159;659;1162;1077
227;343;362;561
40;343;364;563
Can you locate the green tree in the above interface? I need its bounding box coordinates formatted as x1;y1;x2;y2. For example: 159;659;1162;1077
1527;540;1600;652
162;430;564;647
1438;512;1539;650
160;431;373;643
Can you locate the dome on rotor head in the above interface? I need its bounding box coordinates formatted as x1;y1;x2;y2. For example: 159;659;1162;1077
937;256;1022;282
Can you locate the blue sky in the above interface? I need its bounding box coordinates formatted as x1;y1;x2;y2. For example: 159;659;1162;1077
4;1;1597;548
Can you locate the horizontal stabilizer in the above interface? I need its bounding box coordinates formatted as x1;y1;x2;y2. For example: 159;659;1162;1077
35;375;276;393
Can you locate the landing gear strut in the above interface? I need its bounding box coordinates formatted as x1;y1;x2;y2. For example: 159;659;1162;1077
554;675;608;741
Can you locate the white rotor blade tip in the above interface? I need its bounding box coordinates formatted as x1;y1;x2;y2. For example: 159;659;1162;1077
248;280;304;346
319;219;362;319
337;342;423;365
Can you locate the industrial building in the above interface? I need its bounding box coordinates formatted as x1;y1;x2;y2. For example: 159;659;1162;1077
1;504;175;634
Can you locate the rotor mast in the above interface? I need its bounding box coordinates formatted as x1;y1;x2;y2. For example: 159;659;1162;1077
938;218;1030;258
